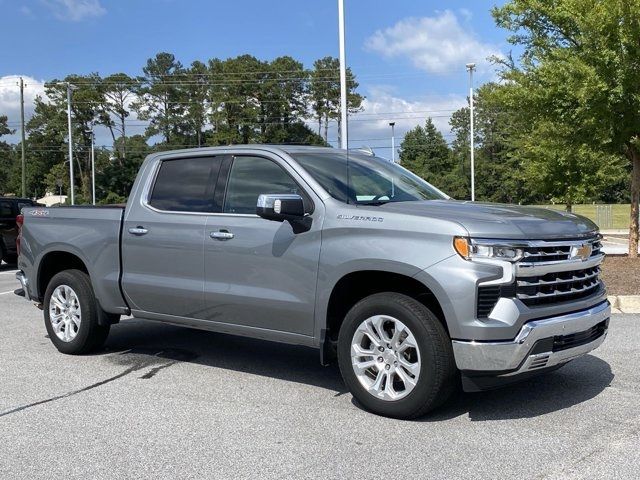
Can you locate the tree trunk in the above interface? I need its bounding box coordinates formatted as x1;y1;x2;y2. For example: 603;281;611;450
120;112;126;160
323;114;329;142
629;145;640;258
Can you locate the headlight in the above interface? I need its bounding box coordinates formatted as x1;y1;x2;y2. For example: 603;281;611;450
453;237;524;262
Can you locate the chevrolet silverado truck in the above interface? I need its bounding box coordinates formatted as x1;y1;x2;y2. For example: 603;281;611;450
15;145;610;419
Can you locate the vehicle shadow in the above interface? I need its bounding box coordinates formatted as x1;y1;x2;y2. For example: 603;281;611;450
101;318;613;421
101;318;348;395
0;262;17;272
422;354;614;422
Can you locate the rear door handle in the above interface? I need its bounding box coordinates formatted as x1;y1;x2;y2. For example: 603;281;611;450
210;230;234;240
128;227;148;236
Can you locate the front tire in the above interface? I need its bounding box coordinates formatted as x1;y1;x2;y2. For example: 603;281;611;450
338;293;456;419
44;269;110;354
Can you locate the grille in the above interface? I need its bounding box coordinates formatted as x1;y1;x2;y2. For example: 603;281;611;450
477;284;516;318
520;238;602;263
552;319;608;351
517;266;601;306
475;235;604;316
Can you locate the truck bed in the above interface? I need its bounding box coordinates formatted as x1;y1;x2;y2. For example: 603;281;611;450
19;206;128;314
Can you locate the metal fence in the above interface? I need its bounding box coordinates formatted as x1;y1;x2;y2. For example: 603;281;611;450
595;205;613;229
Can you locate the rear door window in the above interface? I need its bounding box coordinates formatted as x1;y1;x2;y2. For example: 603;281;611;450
0;201;13;218
149;157;223;213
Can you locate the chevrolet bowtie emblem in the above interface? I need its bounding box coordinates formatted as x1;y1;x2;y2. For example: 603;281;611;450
570;243;592;261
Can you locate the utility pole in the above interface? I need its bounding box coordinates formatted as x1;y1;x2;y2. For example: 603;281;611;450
389;122;396;162
338;0;348;150
466;63;476;202
19;77;26;198
66;83;76;205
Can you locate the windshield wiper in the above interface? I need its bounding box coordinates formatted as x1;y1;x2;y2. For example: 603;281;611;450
356;201;390;206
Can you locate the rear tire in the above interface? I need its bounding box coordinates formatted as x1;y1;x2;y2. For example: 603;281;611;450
338;292;456;419
44;269;110;354
5;254;18;265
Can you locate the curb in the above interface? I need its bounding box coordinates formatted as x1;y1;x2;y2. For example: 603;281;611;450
608;295;640;314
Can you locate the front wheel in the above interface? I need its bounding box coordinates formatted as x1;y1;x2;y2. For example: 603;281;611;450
337;293;457;419
43;269;110;354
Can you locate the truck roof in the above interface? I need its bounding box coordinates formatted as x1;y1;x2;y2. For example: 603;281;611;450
147;144;342;158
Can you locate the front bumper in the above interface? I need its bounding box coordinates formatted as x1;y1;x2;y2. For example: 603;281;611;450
452;301;610;389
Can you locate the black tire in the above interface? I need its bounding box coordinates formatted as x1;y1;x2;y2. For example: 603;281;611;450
5;254;18;265
337;292;457;419
43;269;110;354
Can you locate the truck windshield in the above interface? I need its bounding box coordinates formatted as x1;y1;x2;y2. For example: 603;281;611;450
291;151;448;205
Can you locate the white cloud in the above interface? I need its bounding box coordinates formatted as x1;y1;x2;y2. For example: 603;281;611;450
305;85;466;158
348;86;466;157
365;11;502;75
43;0;106;21
0;75;48;142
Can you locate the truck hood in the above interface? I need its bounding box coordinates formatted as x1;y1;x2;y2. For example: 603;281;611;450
379;200;598;239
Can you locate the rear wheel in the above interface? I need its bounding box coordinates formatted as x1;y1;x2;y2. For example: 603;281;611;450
44;269;110;354
5;254;18;265
338;292;456;419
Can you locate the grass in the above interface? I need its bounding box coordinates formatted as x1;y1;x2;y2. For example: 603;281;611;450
532;204;630;230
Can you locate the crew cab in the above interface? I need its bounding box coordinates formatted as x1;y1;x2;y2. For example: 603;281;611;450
15;145;610;418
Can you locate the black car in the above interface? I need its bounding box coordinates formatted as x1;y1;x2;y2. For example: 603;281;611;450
0;197;39;265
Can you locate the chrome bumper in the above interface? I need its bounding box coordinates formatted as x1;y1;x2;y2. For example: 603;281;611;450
452;301;610;375
15;271;32;301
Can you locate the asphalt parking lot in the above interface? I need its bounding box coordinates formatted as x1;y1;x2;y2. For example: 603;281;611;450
1;263;639;480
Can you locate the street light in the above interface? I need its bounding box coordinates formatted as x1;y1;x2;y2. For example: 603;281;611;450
65;83;78;205
85;128;96;205
389;122;396;162
466;63;476;202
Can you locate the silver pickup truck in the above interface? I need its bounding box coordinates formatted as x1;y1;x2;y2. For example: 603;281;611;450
15;145;610;419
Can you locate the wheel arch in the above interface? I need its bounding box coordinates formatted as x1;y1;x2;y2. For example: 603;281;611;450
36;249;90;301
319;268;448;364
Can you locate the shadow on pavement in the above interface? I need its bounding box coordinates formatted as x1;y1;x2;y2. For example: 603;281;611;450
424;355;614;422
0;262;18;272
101;318;347;394
100;318;613;421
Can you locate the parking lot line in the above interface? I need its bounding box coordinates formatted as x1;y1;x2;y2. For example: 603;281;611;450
1;291;14;295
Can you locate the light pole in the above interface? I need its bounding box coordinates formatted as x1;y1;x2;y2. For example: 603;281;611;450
86;128;96;205
466;63;476;202
18;77;26;198
389;122;396;162
338;0;348;149
65;83;77;205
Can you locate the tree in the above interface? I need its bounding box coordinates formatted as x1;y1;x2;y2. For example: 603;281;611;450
399;118;451;189
132;53;186;146
309;57;364;143
0;115;17;195
208;55;264;145
100;73;138;160
180;61;209;148
493;0;640;255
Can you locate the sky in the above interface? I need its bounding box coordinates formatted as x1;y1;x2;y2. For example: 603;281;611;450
0;0;512;155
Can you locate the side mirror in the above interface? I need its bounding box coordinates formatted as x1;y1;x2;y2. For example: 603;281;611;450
256;194;311;233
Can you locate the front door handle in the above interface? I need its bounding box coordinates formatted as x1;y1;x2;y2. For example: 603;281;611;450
128;227;148;236
210;230;234;240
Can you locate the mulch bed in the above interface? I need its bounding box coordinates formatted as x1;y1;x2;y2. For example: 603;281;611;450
600;256;640;295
